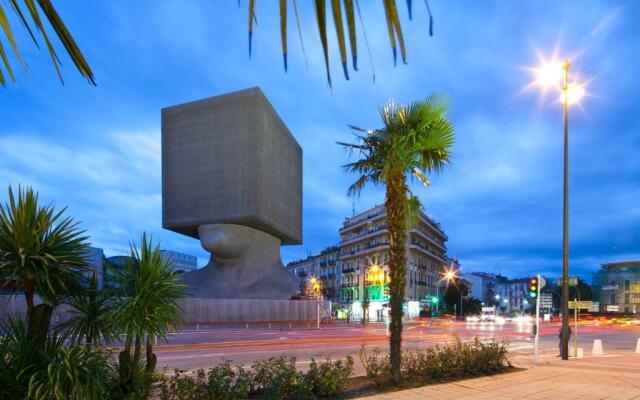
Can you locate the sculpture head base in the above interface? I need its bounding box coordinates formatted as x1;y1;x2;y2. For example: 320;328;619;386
181;224;298;299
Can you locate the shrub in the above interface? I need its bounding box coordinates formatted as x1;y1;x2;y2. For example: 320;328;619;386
362;337;511;385
303;357;354;397
251;355;300;399
159;362;252;400
359;345;393;385
28;346;113;400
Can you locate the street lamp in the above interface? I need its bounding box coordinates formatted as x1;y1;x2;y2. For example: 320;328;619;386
531;56;586;361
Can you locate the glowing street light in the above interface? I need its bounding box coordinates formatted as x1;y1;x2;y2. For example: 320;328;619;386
530;55;587;361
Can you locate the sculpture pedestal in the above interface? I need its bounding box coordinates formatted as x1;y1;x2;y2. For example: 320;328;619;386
181;224;299;299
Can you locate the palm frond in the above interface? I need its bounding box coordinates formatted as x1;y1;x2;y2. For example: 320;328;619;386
248;0;256;57
343;0;357;70
35;0;95;85
425;0;434;36
330;0;348;79
354;0;375;82
382;0;397;65
279;0;287;71
314;0;331;87
292;0;307;67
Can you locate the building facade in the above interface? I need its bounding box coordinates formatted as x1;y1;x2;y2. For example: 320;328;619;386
287;204;449;319
593;260;640;313
84;247;105;290
160;250;198;273
462;272;531;313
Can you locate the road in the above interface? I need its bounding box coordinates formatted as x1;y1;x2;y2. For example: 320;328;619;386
153;316;640;373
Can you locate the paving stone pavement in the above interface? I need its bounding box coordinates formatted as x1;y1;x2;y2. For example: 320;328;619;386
357;353;640;399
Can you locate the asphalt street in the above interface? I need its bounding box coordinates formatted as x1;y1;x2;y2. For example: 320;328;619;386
152;316;640;373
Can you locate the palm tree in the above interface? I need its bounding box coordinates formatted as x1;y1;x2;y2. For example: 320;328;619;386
338;94;454;382
0;185;89;344
113;233;186;395
246;0;434;87
0;0;95;86
57;272;117;348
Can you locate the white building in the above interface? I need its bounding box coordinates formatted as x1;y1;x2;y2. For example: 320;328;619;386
160;250;198;273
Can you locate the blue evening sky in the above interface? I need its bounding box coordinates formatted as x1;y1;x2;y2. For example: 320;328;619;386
1;1;638;281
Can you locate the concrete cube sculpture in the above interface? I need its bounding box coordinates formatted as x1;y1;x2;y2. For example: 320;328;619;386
162;87;301;299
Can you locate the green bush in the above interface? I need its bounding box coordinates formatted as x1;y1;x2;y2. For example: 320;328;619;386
251;355;300;399
362;337;511;385
159;362;252;400
157;355;354;399
28;346;113;400
302;357;354;397
359;346;393;385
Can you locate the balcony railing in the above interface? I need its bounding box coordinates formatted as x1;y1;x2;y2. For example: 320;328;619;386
340;224;388;244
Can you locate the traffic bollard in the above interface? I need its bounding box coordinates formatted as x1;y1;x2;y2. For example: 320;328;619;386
592;339;604;356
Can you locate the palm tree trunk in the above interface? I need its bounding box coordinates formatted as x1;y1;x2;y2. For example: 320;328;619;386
385;168;408;383
145;335;157;374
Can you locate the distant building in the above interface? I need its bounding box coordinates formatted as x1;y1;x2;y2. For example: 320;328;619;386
593;260;640;313
287;204;450;320
104;255;132;289
160;250;198;273
462;272;499;304
463;272;531;313
83;247;105;289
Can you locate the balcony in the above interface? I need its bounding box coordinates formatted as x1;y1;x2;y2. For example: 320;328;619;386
319;261;328;268
340;210;385;231
340;224;388;245
409;240;446;262
341;283;357;288
342;267;356;274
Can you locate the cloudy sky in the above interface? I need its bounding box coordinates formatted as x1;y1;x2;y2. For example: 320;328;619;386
1;1;638;281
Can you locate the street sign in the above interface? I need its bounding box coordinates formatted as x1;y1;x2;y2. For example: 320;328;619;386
606;305;620;312
539;276;546;290
557;276;578;286
568;300;592;309
539;292;553;308
589;302;600;312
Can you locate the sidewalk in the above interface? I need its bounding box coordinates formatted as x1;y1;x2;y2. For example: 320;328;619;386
357;353;640;399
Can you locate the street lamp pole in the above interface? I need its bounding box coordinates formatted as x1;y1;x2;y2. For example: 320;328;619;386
560;59;571;361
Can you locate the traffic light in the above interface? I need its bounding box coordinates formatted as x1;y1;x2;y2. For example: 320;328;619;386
431;296;439;304
529;277;538;298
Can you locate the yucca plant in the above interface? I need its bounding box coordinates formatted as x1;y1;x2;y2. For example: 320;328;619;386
0;0;94;86
113;233;187;396
56;271;118;348
0;316;46;399
0;185;89;345
339;93;454;382
27;345;112;400
246;0;434;87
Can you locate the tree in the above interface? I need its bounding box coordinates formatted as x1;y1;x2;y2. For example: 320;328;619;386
0;0;95;86
0;185;89;345
339;94;454;382
443;280;475;316
57;272;117;348
245;0;435;87
113;233;187;396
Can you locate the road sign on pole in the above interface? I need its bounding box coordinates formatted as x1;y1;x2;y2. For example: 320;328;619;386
534;274;541;361
568;300;592;309
558;276;578;287
539;276;546;290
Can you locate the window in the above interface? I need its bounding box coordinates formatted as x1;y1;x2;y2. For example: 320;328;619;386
625;280;631;291
611;294;616;304
625;294;630;304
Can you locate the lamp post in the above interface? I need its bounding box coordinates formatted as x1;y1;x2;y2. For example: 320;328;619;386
531;57;585;360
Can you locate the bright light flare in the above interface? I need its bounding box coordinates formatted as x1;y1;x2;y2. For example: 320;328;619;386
535;62;563;87
561;83;586;105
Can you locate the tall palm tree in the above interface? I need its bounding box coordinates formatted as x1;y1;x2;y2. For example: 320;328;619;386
0;185;89;344
338;94;454;382
113;233;186;395
57;272;117;348
0;0;95;86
